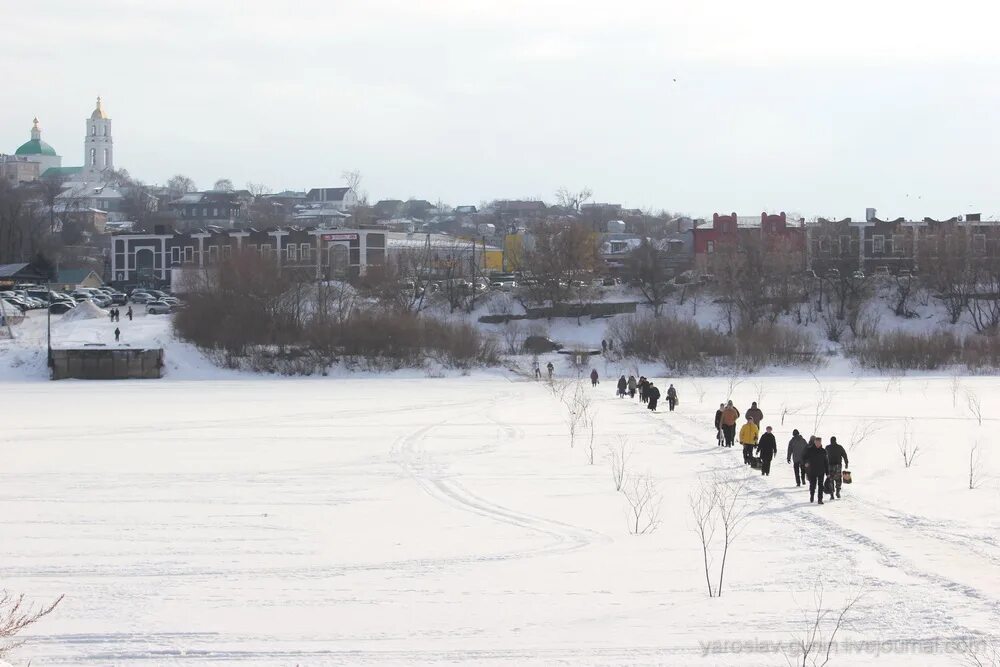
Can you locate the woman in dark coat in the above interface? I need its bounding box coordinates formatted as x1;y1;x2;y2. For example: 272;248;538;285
616;375;627;397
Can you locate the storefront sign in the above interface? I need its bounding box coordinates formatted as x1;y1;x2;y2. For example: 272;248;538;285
321;233;358;242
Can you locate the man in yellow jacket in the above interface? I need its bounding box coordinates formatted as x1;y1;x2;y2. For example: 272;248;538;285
739;416;759;466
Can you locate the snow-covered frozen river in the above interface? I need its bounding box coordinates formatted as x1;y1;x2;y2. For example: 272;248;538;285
2;372;999;665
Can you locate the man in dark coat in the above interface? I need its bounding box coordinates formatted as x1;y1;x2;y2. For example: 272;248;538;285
757;426;777;476
617;375;628;398
638;377;649;403
647;383;660;411
746;401;763;426
825;436;849;499
787;430;809;487
590;369;599;386
714;403;725;446
803;436;829;504
666;384;678;411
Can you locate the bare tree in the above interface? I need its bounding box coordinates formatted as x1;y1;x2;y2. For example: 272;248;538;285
555;186;592;212
341;169;363;194
166;174;196;198
783;584;863;667
966;388;984;426
213;178;235;192
969;442;985;490
847;420;883;451
689;473;752;597
500;320;524;355
898;419;919;468
0;590;63;657
623;472;662;535
955;635;1000;667
628;239;675;317
810;374;836;435
561;381;589;449
607;436;632;491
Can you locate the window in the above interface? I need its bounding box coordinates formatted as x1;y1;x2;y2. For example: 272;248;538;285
819;237;831;253
213;208;218;217
89;148;96;165
923;235;937;256
248;243;258;253
102;125;107;136
706;240;715;254
974;234;987;255
261;243;272;258
893;234;906;256
873;235;885;254
91;125;96;136
208;246;219;262
222;245;232;258
103;148;109;166
171;247;180;263
184;246;194;263
286;245;297;261
202;207;208;217
840;235;851;255
300;243;311;260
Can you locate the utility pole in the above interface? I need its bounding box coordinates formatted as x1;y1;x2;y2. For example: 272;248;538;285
47;284;53;369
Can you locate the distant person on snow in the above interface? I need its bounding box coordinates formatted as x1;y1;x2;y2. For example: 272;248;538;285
720;401;740;447
617;375;628;398
590;369;599;387
786;429;809;487
714;403;725;446
746;401;763;426
114;327;121;342
757;426;777;476
546;362;554;379
601;339;608;353
627;375;637;399
638;377;649;403
647;383;661;411
109;308;115;322
666;384;678;411
739;416;759;465
803;436;829;505
126;306;133;321
825;436;849;499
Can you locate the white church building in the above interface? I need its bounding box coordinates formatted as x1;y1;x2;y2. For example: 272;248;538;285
10;97;115;183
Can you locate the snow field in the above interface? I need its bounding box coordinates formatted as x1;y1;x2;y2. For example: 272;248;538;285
1;367;999;665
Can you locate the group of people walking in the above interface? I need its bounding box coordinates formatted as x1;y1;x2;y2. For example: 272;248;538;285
107;306;132;323
714;400;851;505
610;374;677;413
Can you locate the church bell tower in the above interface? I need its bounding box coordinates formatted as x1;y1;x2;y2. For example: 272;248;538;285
83;96;113;179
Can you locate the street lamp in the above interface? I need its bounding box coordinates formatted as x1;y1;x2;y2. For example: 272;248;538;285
47;284;52;369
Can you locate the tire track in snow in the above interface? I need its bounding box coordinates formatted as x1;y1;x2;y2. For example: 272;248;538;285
390;397;607;563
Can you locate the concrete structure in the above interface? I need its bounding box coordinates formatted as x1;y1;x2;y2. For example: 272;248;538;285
0;154;40;183
51;347;163;380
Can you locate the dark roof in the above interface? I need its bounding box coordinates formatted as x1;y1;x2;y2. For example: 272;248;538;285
307;187;351;202
0;263;30;278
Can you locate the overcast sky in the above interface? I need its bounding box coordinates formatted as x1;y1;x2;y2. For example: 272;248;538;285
4;0;1000;219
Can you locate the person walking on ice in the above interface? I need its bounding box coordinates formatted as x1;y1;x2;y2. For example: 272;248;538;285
746;401;763;426
126;306;133;321
757;426;777;476
590;368;599;387
666;384;678;411
739;416;759;465
714;403;725;446
616;375;627;398
114;327;121;342
546;362;554;380
627;375;637;399
787;429;809;487
803;436;829;505
646;383;660;411
825;436;849;499
720;401;740;447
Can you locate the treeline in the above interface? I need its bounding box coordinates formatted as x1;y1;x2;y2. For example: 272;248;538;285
173;252;499;374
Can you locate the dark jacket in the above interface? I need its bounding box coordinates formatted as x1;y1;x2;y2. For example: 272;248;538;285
617;377;627;391
667;386;677;399
590;370;599;381
746;407;763;425
826;443;849;468
787;434;808;463
714;410;723;429
757;432;777;460
648;387;661;402
803;446;829;476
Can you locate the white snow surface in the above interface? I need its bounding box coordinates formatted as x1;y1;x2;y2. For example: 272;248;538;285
2;309;1000;665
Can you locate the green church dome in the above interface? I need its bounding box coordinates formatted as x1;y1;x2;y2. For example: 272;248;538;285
15;138;58;157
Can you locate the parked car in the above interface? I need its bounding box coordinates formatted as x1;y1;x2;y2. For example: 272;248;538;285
129;292;156;304
159;296;180;306
491;280;517;292
48;301;77;314
523;335;563;353
146;300;173;314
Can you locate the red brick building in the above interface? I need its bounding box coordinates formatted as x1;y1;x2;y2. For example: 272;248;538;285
692;212;807;270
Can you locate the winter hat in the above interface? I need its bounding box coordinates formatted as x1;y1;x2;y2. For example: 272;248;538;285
792;429;800;436
830;436;838;445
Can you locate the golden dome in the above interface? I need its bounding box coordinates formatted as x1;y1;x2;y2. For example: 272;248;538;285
90;96;107;120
